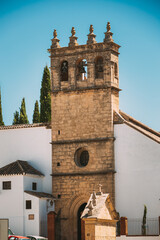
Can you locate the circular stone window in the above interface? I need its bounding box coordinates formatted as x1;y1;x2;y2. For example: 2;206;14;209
74;148;89;167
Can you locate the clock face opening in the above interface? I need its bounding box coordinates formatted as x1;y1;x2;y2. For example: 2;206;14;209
74;148;89;167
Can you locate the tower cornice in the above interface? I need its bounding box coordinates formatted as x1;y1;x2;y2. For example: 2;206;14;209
48;42;120;57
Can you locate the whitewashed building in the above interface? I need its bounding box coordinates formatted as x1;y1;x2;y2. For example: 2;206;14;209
0;123;54;236
114;110;160;235
0;113;160;236
0;159;55;236
0;123;52;193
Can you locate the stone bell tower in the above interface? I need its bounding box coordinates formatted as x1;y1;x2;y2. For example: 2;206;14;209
48;23;120;240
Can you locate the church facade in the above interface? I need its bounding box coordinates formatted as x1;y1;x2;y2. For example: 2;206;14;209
49;23;121;240
49;23;160;240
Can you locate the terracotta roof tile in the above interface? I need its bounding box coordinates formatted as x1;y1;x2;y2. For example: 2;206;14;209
0;123;51;131
0;160;44;176
25;190;55;199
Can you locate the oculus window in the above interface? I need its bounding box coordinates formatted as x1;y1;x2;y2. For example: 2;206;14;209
74;148;89;167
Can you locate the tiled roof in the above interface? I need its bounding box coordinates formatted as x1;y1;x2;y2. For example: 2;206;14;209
0;160;44;176
0;123;51;131
25;191;55;199
114;110;160;144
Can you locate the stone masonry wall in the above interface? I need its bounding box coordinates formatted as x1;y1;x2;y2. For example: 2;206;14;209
52;141;114;174
50;32;120;240
51;88;113;141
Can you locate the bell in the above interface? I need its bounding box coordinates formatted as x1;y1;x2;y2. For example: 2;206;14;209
80;67;86;73
98;66;103;72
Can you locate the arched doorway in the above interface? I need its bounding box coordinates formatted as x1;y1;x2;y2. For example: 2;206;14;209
77;203;87;240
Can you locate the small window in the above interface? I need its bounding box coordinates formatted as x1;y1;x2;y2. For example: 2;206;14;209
32;182;37;191
61;61;68;81
26;200;32;209
3;181;11;190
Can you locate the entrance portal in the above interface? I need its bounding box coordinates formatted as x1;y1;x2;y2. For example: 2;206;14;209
77;203;87;240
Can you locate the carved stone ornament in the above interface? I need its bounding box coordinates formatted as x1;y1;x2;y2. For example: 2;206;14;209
87;24;97;45
51;29;60;48
69;27;78;47
107;22;111;32
104;22;114;43
54;29;58;38
89;24;94;34
96;184;103;195
71;27;76;37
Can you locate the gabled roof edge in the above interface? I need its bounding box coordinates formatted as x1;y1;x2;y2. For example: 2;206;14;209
114;110;160;144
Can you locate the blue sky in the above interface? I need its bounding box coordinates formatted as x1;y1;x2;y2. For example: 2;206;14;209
0;0;160;130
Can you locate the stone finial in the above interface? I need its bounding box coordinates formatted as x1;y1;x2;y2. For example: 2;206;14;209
88;201;93;216
104;22;114;43
87;24;96;45
99;184;102;192
89;24;94;34
107;22;111;32
71;27;76;36
92;191;96;206
51;29;60;48
96;184;103;195
53;29;57;38
69;27;78;47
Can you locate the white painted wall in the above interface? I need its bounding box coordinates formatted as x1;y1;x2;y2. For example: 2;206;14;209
24;193;40;236
0;174;49;236
114;123;160;219
39;199;47;237
24;193;54;237
0;175;24;235
23;175;43;192
0;126;52;193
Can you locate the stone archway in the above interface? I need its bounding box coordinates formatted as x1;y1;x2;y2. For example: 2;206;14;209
68;194;89;240
77;203;87;240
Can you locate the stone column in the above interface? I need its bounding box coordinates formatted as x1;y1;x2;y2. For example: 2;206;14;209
69;62;76;89
87;61;95;87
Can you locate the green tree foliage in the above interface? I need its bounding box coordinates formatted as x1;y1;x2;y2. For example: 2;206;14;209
33;100;40;123
40;66;51;123
13;111;20;125
0;89;4;126
19;98;29;124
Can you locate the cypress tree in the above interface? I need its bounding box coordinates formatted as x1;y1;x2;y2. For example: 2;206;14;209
142;205;147;235
33;100;40;123
19;98;29;124
40;66;51;123
0;89;4;126
13;111;20;125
